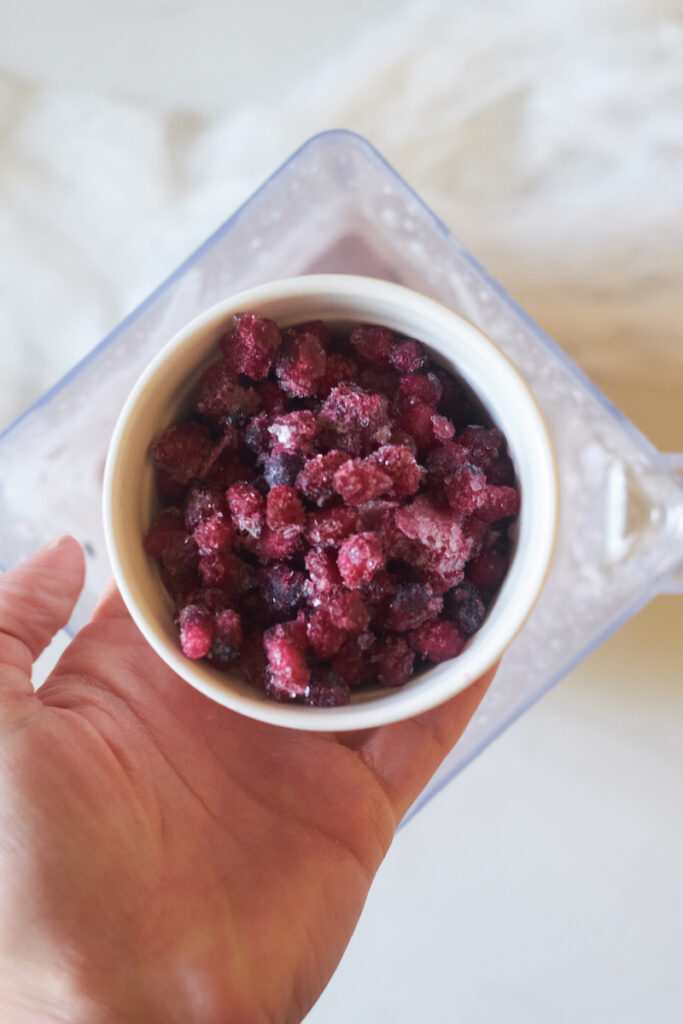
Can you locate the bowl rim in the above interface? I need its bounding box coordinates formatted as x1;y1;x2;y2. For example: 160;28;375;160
103;274;559;731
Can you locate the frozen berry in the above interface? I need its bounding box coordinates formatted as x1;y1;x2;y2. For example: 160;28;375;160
304;548;341;596
399;402;438;452
268;410;318;454
389;338;426;373
443;582;487;636
350;324;394;366
151;421;213;486
224;313;281;380
331;632;377;687
196;361;260;425
373;636;415;687
258;563;305;621
332;458;392;506
457;426;505;473
244;412;272;455
296;450;350;507
327;588;370;632
386;583;443;632
178;604;214;659
226;482;266;539
262;449;303;488
430;414;455;442
337;533;385;589
257;526;302;561
446;464;520;522
275;330;327;397
305;506;358;547
144;507;185;560
193;512;235;554
323;352;360;389
409;619;464;662
208;609;242;668
306;609;347;658
263;624;310;698
425;442;469;485
199;550;255;596
398;372;442;408
303;668;350;707
320;385;391;455
266;485;304;535
282;320;328;347
237;632;268;689
466;550;509;592
369;445;423;497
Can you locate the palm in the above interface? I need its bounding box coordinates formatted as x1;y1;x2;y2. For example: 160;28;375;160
0;539;492;1023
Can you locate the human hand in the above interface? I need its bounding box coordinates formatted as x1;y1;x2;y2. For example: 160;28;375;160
0;537;493;1024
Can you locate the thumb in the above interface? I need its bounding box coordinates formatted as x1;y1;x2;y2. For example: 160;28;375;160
0;536;85;686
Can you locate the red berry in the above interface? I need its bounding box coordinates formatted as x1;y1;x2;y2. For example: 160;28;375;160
305;506;358;547
144;507;185;560
466;550;509;592
303;673;351;707
196;361;260;424
151;421;213;486
373;636;415;687
268;410;318;454
208;609;242;668
178;603;214;659
296;450;350;507
408;618;465;662
389;338;426;373
266;485;305;535
333;458;392;506
350;324;394;366
369;445;423;497
225;313;281;380
337;532;385;589
226;482;266;540
306;609;347;658
331;632;377;687
398;372;442;408
263;624;310;698
326;588;370;632
385;583;443;632
275;330;327;397
193;512;235;554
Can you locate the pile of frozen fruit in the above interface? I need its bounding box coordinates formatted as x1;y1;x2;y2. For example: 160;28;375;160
144;314;520;706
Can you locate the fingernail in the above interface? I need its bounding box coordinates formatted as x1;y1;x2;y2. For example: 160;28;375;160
44;534;72;551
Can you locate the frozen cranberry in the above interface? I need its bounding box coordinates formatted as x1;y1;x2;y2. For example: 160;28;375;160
350;324;394;366
262;449;303;488
202;449;254;491
306;609;347;658
268;410;318;454
151;421;213;486
332;458;392;506
373;636;415;687
282;320;328;347
457;426;505;473
331;632;377;687
224;313;281;380
196;361;260;425
400;401;438;452
178;604;214;659
243;412;271;455
258;381;288;414
425;441;469;485
323;352;360;389
303;673;351;707
369;445;423;497
396;494;479;578
443;582;487;636
430;414;455;442
337;532;385;589
305;506;358;547
208;609;242;668
360;568;396;616
199;550;255;596
193;512;235;554
466;550;509;592
266;485;304;535
304;548;341;592
320;385;391;455
144;507;185;560
385;583;443;631
409;619;465;662
257;526;302;561
263;623;310;698
226;482;266;539
389;338;426;373
398;372;442;408
446;464;520;522
276;330;327;397
327;588;370;632
296;450;349;507
258;563;305;621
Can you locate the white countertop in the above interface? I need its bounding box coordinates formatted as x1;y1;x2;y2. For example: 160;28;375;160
2;1;682;1020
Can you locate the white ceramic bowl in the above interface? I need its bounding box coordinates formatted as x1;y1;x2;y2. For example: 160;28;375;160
103;275;558;731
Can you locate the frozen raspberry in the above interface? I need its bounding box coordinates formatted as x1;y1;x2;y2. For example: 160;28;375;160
208;609;242;668
144;507;185;560
196;361;260;425
331;632;377;687
369;445;423;497
178;604;214;659
303;672;351;707
400;401;438;452
281;319;328;347
275;330;327;397
306;609;347;658
389;338;426;373
443;582;487;636
151;421;213;486
457;426;505;473
386;583;443;632
337;533;385;589
409;619;464;662
265;485;304;535
257;526;303;561
304;548;341;593
320;385;392;455
396;495;479;578
323;352;360;389
244;412;272;455
258;564;305;621
226;482;266;539
425;442;469;485
268;410;318;454
373;636;415;687
446;464;520;522
327;588;370;632
223;313;281;380
193;512;235;554
398;372;442;408
262;449;303;488
350;324;394;366
333;458;392;506
305;506;358;547
199;550;255;596
296;450;350;507
237;632;268;689
466;550;509;592
430;414;455;442
263;624;310;699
